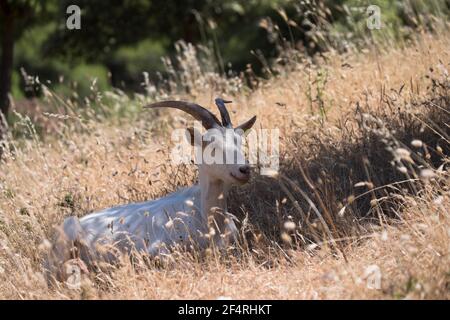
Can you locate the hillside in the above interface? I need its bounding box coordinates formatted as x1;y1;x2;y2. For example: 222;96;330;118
0;32;449;299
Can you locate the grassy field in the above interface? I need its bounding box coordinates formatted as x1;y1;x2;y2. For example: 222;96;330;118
0;31;449;299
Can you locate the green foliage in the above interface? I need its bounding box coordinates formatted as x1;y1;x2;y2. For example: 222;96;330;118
6;0;450;112
11;71;23;99
108;39;167;91
326;0;450;47
53;63;110;98
0;0;58;37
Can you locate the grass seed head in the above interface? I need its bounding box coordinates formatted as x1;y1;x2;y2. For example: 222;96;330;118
411;140;423;148
283;221;296;231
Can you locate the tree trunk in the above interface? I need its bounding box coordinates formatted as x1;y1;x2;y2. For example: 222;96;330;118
0;13;15;121
0;12;14;150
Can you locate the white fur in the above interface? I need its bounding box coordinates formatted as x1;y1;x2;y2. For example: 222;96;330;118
57;128;249;262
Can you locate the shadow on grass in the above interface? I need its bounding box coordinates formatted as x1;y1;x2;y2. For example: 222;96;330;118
229;74;450;247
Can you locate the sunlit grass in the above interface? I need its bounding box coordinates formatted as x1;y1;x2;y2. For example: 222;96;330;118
0;29;449;299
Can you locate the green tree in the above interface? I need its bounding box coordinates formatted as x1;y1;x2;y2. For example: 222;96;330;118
45;1;286;83
0;0;56;130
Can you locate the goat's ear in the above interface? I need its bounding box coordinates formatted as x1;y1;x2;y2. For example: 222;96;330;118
235;116;257;135
185;127;202;147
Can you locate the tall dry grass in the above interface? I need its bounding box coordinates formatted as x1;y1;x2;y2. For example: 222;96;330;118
0;30;449;299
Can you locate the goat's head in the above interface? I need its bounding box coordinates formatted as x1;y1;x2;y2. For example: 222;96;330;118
145;98;256;185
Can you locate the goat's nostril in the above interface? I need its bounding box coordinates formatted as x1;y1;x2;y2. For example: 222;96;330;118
239;165;250;175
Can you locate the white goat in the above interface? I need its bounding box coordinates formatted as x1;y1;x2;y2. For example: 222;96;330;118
48;98;256;274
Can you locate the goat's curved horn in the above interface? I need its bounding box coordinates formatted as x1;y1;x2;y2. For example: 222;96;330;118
235;115;257;134
144;101;221;129
214;98;233;128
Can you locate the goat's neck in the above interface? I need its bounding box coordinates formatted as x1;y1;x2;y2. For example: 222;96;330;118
198;169;229;224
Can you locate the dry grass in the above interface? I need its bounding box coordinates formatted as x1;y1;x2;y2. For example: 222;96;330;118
0;32;449;299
